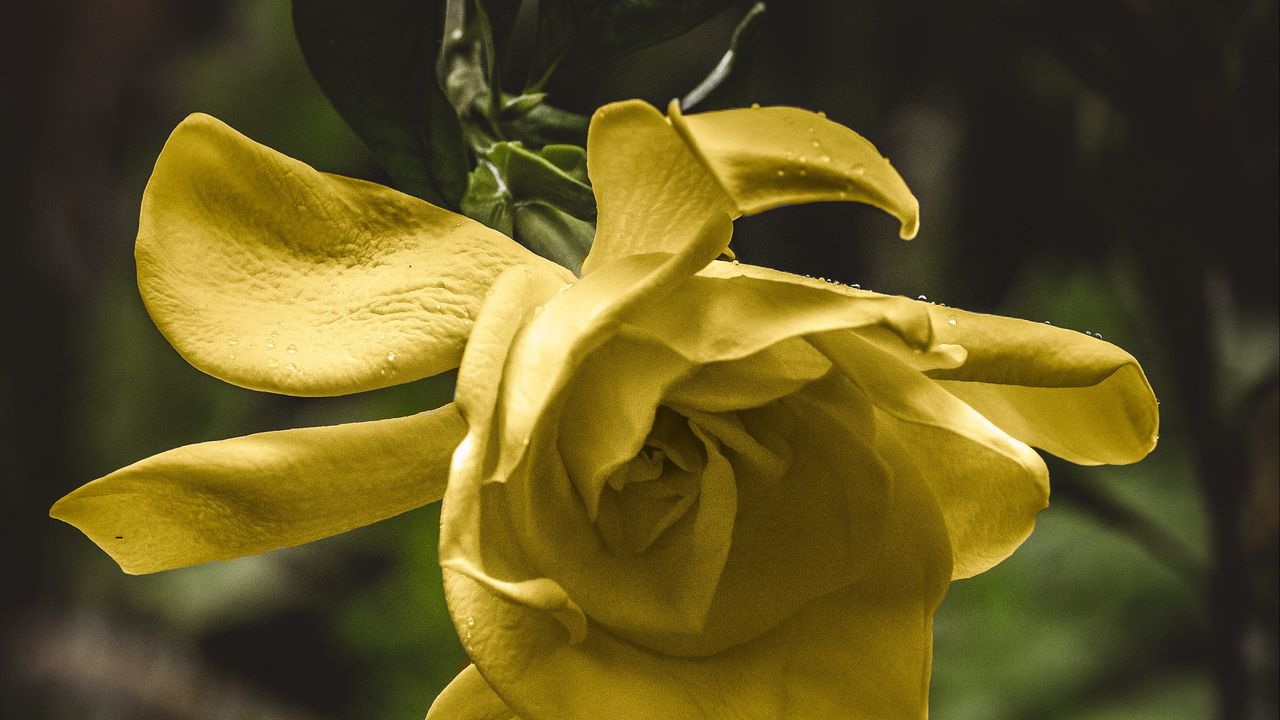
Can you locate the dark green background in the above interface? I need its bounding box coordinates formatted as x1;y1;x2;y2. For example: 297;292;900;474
3;2;1275;718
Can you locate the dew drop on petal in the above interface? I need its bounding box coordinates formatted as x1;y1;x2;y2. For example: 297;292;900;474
286;345;297;354
947;316;958;327
750;102;761;109
227;339;239;347
386;351;396;362
265;341;275;349
267;358;279;368
917;295;928;301
817;110;827;118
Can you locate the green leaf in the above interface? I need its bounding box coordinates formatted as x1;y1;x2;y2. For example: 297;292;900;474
528;0;743;90
460;161;515;237
493;143;595;221
499;100;590;147
293;0;468;207
513;202;595;275
459;141;596;273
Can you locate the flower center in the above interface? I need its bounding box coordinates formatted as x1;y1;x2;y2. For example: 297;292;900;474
594;406;707;556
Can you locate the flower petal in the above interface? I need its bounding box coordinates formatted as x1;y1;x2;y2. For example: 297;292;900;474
443;446;950;720
51;404;465;574
923;306;1159;465
139;113;557;396
581;101;735;274
670;101;920;239
698;262;1158;465
810;332;1050;580
426;665;518;720
581;101;920;275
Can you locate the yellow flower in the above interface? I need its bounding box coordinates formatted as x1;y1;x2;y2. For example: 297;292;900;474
51;99;1158;720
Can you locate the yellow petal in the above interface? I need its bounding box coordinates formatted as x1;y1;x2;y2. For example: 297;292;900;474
51;404;465;574
810;332;1049;579
426;665;519;720
580;101;735;275
442;445;950;720
923;306;1159;465
700;261;1158;465
139;113;560;396
670;101;920;239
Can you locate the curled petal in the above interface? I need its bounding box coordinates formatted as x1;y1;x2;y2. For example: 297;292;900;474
139;114;560;396
670;101;920;239
700;262;1157;465
581;100;919;276
52;404;465;574
923;305;1159;465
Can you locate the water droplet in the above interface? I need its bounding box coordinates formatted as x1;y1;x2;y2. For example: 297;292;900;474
267;358;279;368
286;345;297;354
1043;320;1052;325
819;154;831;163
227;339;239;347
917;295;928;301
811;140;820;148
947;316;958;327
265;341;275;349
296;204;307;213
775;169;785;177
816;110;827;118
851;283;861;289
806;125;815;134
286;362;300;374
731;259;740;265
229;353;237;361
270;330;279;338
851;165;866;176
750;102;761;109
386;351;396;362
1093;331;1103;339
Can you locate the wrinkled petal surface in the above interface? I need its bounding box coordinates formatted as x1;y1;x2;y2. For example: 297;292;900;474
52;404;465;574
139;113;562;396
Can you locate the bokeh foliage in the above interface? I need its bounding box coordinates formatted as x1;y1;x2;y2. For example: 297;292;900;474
4;1;1275;719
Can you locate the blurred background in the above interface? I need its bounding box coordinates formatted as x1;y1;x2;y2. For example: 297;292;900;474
3;1;1276;718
